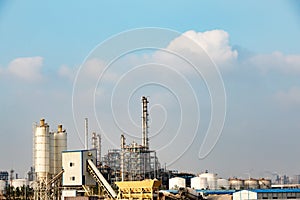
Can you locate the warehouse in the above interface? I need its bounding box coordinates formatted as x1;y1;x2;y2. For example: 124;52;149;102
233;189;300;200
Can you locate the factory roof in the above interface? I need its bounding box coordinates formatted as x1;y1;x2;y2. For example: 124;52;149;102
162;188;300;195
251;188;300;193
197;190;236;195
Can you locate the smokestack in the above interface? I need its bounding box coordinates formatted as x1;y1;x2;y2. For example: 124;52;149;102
142;96;149;149
85;118;88;150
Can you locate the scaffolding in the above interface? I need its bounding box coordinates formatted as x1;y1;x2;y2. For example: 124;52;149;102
102;96;161;182
102;139;160;182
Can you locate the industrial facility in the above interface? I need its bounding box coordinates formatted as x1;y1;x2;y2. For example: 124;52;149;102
102;96;160;182
1;96;300;200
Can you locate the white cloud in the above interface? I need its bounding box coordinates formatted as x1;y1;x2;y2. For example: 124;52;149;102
249;51;300;74
58;64;76;81
166;30;238;67
275;87;300;109
7;56;43;81
80;58;118;82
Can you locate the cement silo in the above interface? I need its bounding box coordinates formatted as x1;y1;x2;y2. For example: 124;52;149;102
34;119;50;181
33;118;68;200
53;125;67;175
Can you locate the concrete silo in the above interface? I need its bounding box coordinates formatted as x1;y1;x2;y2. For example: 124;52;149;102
53;125;67;175
34;119;50;182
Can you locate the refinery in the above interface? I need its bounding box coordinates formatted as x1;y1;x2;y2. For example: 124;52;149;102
0;96;300;200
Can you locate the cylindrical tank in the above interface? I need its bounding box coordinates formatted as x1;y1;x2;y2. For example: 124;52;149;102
191;177;208;189
34;119;50;179
258;178;271;189
199;173;217;190
244;178;259;189
53;125;67;174
0;180;6;195
217;178;230;190
169;177;186;190
11;179;27;188
229;178;244;190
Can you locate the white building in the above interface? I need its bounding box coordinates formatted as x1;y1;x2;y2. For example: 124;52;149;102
233;190;257;200
62;149;97;186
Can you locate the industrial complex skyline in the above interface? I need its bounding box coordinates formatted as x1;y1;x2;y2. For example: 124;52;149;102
0;1;300;179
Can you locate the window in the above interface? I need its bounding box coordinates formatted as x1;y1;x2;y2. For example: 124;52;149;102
70;176;75;181
70;162;75;167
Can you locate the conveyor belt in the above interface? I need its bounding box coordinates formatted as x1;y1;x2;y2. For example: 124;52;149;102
87;159;117;199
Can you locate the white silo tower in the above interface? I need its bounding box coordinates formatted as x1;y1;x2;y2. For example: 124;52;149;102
34;118;50;182
33;119;68;200
53;124;67;175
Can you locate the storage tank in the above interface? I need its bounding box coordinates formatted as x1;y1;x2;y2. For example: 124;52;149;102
199;172;217;190
12;179;27;188
217;178;230;190
244;178;259;189
169;177;186;189
53;124;67;175
0;180;6;195
191;177;208;189
229;178;244;190
258;178;271;189
34;119;50;180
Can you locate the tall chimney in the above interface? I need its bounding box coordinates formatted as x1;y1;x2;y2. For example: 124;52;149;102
142;96;149;149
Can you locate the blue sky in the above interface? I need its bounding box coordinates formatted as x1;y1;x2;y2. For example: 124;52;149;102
0;1;300;180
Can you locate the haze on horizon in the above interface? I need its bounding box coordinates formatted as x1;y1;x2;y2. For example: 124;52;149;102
0;1;300;180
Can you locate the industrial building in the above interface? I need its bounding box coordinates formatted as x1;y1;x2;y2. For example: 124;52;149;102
232;189;300;200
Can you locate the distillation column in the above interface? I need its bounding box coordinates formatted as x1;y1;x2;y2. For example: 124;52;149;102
142;96;149;149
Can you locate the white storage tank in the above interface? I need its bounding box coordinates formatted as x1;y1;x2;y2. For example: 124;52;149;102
169;177;186;190
34;118;50;180
217;178;230;190
229;178;244;190
12;179;27;188
199;172;217;190
244;178;259;189
53;124;67;175
0;180;6;195
258;178;271;189
191;177;208;189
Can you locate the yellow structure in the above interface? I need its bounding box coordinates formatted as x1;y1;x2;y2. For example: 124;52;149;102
115;179;161;200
